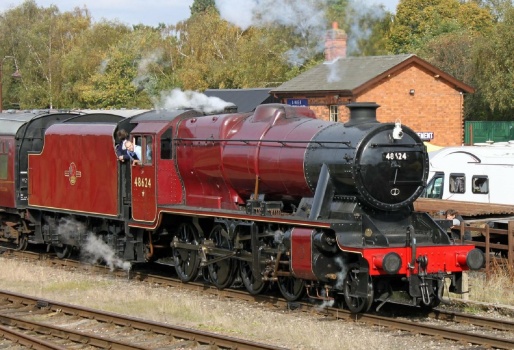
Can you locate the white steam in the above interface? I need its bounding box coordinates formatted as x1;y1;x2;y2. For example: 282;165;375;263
316;288;336;310
82;234;132;272
216;0;326;33
154;88;234;114
133;49;164;91
215;0;388;66
55;217;86;241
46;216;131;272
314;256;349;310
334;256;348;290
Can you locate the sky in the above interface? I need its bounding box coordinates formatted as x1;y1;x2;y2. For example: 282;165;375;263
0;0;400;27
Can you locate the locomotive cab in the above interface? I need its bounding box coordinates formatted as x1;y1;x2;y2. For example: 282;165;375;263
128;131;157;222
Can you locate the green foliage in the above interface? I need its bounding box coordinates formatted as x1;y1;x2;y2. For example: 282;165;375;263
388;0;493;54
0;0;512;120
172;10;293;90
61;21;132;108
0;0;92;108
347;6;393;56
472;6;514;119
78;27;168;108
326;0;350;24
190;0;218;16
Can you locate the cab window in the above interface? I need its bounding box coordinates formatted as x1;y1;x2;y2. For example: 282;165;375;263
131;135;154;165
160;128;173;160
144;136;153;165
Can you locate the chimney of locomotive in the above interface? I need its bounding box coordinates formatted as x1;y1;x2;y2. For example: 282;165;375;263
325;22;347;61
344;102;380;126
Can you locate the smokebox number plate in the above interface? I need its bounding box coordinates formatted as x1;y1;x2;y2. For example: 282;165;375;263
383;152;414;161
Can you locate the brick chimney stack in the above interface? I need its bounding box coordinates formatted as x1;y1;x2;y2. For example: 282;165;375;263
325;22;347;61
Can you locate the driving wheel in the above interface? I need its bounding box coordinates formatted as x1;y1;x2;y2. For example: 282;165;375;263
207;224;236;289
172;223;200;282
240;260;267;295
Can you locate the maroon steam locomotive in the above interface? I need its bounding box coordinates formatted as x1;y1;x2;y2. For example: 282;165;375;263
0;103;483;312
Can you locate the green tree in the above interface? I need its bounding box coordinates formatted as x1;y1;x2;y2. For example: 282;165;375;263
0;0;92;109
472;5;514;120
326;0;349;24
78;26;166;108
190;0;218;16
170;9;292;90
388;0;492;54
61;21;132;107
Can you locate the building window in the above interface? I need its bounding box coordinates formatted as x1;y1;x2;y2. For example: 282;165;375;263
329;105;338;122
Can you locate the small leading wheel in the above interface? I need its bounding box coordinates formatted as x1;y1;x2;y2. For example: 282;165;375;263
207;224;236;289
173;223;201;282
277;276;305;301
240;260;267;295
16;234;28;251
343;264;374;313
53;244;72;259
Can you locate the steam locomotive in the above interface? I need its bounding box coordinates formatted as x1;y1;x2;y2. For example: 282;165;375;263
0;103;484;312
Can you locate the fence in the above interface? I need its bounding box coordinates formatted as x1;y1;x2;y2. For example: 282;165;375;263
454;220;514;276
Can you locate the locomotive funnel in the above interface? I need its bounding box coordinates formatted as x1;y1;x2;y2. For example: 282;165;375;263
345;102;380;126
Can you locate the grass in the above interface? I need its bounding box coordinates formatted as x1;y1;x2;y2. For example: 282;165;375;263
468;259;514;306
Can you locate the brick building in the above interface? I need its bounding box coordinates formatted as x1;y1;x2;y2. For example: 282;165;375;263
270;23;474;147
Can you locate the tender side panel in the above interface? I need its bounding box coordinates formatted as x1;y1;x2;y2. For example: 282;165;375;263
28;124;119;216
0;137;15;208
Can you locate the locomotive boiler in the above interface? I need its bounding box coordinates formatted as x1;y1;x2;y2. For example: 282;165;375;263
0;103;484;313
175;102;426;211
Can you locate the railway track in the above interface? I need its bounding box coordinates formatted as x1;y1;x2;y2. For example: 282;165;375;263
2;248;514;349
0;289;283;350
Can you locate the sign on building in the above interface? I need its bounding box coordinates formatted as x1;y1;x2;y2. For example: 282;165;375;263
417;132;434;141
287;98;308;107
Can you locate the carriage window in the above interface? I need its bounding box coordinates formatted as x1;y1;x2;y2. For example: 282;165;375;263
472;176;488;194
449;173;465;194
0;155;7;180
0;140;8;154
160;128;173;160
